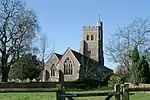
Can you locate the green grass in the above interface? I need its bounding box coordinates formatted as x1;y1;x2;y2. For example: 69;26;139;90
130;92;150;100
0;92;56;100
0;91;150;100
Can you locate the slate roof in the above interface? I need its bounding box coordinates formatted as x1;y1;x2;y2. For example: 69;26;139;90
54;53;62;60
70;49;113;72
103;66;113;72
47;48;113;72
70;49;91;64
46;53;62;64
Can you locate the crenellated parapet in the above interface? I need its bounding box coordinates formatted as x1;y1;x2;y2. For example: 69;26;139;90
82;26;97;28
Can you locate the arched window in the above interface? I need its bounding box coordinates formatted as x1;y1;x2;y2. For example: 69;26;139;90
51;64;56;76
64;58;73;75
91;35;94;40
87;35;89;41
45;70;50;81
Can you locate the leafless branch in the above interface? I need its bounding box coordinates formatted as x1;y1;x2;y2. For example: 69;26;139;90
105;17;150;71
0;0;39;82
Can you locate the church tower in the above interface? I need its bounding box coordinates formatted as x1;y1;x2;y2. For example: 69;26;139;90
79;18;104;66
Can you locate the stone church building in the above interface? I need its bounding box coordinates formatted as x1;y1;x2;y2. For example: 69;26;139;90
43;19;113;82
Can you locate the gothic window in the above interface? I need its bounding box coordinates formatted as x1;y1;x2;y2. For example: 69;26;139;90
64;58;73;75
87;35;89;41
91;35;94;40
45;70;50;81
51;64;56;76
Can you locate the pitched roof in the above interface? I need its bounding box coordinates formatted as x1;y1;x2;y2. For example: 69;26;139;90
54;53;62;60
70;48;99;67
102;66;114;72
104;66;113;71
46;53;62;64
70;48;113;72
70;49;89;64
46;47;113;72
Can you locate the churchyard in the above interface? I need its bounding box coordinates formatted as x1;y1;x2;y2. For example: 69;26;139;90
1;0;150;100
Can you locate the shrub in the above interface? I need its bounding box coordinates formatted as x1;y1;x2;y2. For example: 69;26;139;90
108;73;123;88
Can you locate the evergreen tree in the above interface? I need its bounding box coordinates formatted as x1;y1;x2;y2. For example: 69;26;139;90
131;46;150;84
131;46;140;84
136;56;150;83
9;53;42;80
131;45;140;63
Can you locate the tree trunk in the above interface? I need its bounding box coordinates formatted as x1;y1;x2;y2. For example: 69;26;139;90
1;71;9;82
1;53;9;82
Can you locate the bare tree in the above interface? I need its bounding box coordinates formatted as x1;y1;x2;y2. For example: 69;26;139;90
40;35;53;64
0;0;39;82
115;65;127;75
81;56;97;80
39;34;53;81
106;17;150;71
83;58;93;79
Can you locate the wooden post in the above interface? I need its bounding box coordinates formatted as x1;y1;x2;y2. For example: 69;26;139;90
114;84;120;100
56;91;60;100
56;70;65;100
122;84;129;100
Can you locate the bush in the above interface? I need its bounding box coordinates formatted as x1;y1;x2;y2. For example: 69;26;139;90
108;73;123;88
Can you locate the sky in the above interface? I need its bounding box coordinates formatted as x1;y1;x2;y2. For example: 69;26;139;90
24;0;150;70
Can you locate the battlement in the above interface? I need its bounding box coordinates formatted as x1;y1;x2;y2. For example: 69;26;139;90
83;26;97;28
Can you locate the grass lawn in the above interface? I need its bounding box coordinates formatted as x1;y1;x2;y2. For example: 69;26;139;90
0;92;56;100
130;92;150;100
0;91;150;100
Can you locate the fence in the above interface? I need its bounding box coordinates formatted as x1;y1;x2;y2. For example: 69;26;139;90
0;70;121;100
54;70;121;100
121;83;150;100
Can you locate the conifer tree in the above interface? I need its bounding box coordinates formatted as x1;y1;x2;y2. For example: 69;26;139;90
131;46;140;63
131;46;150;84
131;46;140;84
136;56;150;83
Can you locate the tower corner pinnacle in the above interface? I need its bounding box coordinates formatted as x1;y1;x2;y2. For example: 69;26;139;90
96;14;101;26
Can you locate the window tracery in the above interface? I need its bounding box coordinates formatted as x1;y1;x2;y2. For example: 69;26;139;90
64;58;73;75
51;64;56;76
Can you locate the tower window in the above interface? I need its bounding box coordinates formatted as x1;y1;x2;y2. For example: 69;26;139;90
87;35;89;41
91;35;94;40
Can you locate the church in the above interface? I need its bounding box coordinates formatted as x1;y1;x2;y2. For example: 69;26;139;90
43;19;113;82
